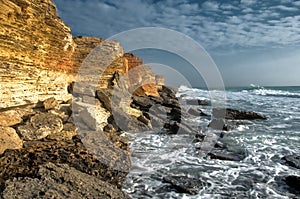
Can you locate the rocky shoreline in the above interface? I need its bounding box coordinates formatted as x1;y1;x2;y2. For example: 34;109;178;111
0;0;299;198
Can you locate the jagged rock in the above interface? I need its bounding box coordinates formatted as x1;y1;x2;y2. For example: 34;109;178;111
17;112;63;140
213;108;267;120
96;89;113;112
282;154;300;169
0;126;23;155
187;108;208;117
185;99;210;106
163;175;204;195
43;97;59;110
2;163;129;199
158;85;177;99
0;110;23;127
78;109;97;130
0;135;130;189
208;118;241;131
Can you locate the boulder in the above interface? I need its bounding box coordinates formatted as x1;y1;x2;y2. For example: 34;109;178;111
213;108;267;120
282;154;300;169
17;112;63;140
43;97;59;110
163;175;204;195
96;89;112;112
0;110;23;127
187;108;208;117
186;99;210;106
0;126;23;155
47;123;77;141
2;163;129;199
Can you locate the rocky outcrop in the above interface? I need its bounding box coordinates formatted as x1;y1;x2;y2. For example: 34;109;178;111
3;162;129;199
0;98;131;196
212;108;267;120
282;154;300;169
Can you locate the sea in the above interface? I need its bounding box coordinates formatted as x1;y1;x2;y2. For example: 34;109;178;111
123;85;300;198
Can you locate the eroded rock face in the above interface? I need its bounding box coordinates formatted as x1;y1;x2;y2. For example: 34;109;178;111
0;0;75;108
3;163;129;199
17;112;63;140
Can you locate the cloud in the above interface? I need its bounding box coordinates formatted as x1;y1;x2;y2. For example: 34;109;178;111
201;1;219;11
53;0;300;54
272;5;299;12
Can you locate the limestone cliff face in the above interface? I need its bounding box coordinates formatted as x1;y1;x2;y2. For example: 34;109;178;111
0;0;75;108
0;0;163;108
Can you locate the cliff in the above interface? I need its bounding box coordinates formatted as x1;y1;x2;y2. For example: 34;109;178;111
0;0;165;198
0;0;162;108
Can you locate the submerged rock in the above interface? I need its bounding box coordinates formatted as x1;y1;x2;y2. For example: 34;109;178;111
185;99;210;106
213;108;267;120
208;152;244;161
163;175;204;195
2;162;129;199
282;154;300;169
284;175;300;193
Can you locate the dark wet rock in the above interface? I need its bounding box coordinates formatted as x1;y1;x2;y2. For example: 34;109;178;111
208;118;227;130
186;99;210;106
208;119;240;131
137;115;151;126
132;95;156;110
163;175;204;195
17;112;63;140
187;108;208;117
158;85;177;99
282;154;300;169
103;124;116;133
0;135;130;190
284;175;300;192
208;152;243;161
2;163;129;199
43;97;59;110
96;89;112;112
213;108;267;120
170;107;181;122
164;121;195;135
148;113;165;130
78;109;97;130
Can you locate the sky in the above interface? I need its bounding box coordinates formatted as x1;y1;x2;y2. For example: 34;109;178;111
53;0;300;87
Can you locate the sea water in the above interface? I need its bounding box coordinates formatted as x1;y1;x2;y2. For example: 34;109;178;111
123;85;300;198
